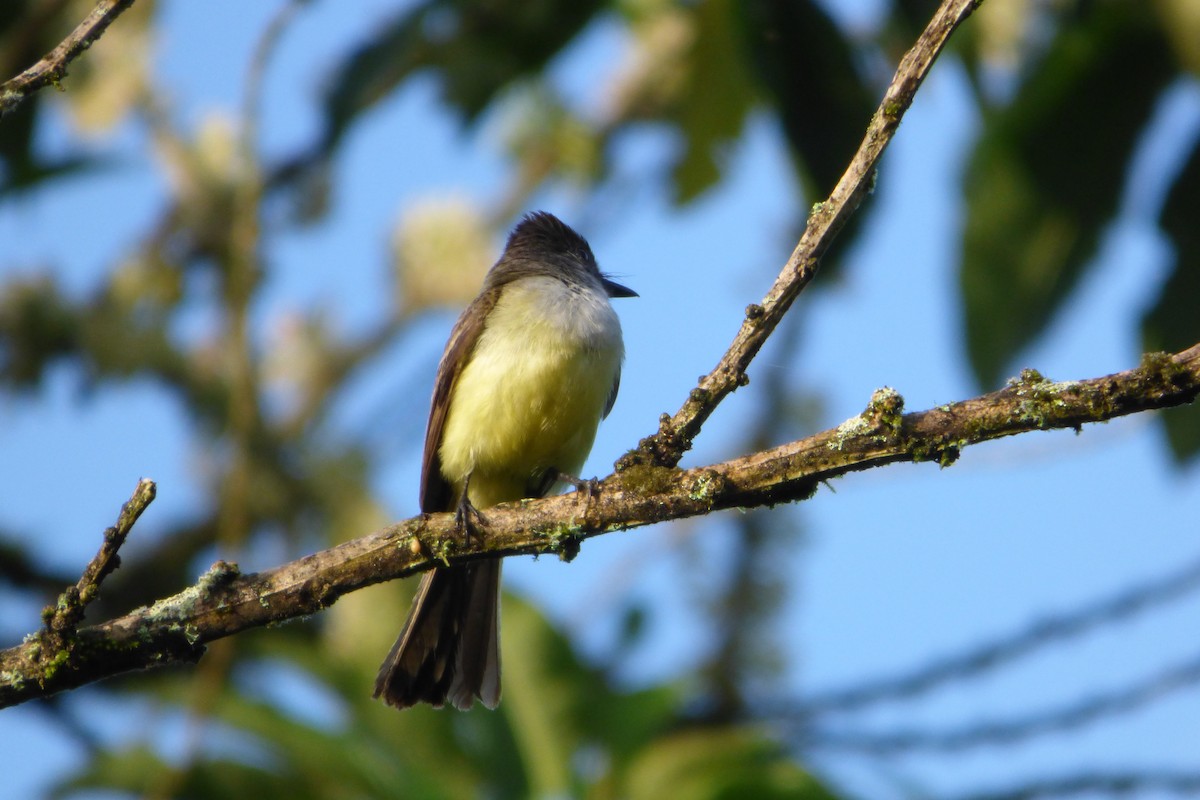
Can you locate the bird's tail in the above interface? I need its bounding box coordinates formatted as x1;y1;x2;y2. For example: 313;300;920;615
373;561;502;710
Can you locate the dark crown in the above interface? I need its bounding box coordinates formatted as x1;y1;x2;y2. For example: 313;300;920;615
505;211;595;266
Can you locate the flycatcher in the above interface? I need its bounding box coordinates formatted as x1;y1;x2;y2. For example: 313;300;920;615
374;211;635;710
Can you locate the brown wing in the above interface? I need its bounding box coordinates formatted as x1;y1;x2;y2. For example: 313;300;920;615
420;288;499;513
602;368;622;420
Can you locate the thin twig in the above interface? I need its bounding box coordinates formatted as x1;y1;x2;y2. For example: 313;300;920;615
2;343;1196;707
619;0;984;470
43;478;156;635
0;0;138;118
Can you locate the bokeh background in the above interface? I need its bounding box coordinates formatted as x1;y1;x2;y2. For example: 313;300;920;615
2;0;1200;798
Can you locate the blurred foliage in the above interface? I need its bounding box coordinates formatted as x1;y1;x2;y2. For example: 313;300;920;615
960;0;1175;385
0;0;154;194
1145;135;1200;460
49;599;833;800
0;2;84;194
278;0;876;222
960;0;1200;459
2;0;1200;798
738;0;874;199
318;0;609;143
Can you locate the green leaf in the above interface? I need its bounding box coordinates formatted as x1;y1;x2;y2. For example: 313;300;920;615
960;3;1179;388
50;745;318;800
313;0;608;158
666;0;755;203
501;595;591;795
501;594;677;796
1143;136;1200;462
622;727;840;800
0;104;101;196
0;275;80;387
737;0;874;199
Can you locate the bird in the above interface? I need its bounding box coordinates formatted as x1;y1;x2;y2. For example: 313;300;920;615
373;211;635;710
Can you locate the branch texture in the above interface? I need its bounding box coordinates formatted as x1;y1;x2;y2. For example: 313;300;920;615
44;478;156;635
0;0;137;118
3;344;1196;707
620;0;984;469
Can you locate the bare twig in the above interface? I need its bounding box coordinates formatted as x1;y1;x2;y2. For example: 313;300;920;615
43;478;156;636
619;0;983;470
796;550;1200;714
0;0;138;118
2;344;1196;707
805;651;1200;753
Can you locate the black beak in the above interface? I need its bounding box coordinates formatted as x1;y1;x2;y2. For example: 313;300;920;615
602;277;638;298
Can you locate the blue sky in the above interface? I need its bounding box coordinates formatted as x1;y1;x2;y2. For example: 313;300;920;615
3;2;1200;798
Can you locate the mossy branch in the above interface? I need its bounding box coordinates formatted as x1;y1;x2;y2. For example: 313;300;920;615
0;0;137;118
2;344;1197;708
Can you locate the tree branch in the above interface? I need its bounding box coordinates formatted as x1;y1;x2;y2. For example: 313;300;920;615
0;0;137;118
620;0;984;470
2;344;1197;707
42;478;156;636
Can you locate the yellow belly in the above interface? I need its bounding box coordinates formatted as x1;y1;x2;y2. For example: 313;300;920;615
436;277;623;508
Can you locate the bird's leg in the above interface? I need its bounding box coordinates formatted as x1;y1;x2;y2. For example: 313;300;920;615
556;470;600;524
556;471;599;499
454;473;486;546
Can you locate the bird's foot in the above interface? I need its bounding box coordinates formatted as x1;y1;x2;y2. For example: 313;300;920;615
557;471;600;503
454;484;487;547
